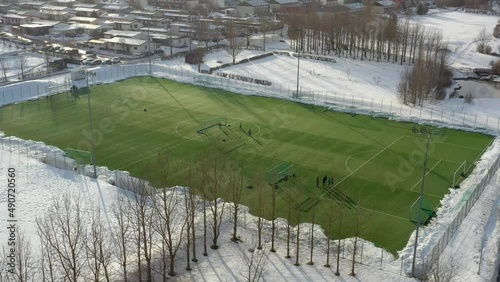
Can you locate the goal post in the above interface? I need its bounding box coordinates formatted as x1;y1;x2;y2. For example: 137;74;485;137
64;148;92;166
196;115;227;134
409;196;435;225
267;162;294;184
452;160;467;188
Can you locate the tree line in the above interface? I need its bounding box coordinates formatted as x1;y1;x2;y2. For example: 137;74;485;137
283;9;452;105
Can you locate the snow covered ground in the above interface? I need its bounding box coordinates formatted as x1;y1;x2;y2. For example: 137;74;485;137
0;9;498;281
0;137;417;281
411;10;500;70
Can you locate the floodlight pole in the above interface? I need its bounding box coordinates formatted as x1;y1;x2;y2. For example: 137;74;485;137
296;47;300;99
85;71;97;178
411;133;430;278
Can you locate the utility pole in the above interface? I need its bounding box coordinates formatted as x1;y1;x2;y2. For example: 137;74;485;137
85;70;97;178
296;48;300;99
147;18;152;75
411;127;444;278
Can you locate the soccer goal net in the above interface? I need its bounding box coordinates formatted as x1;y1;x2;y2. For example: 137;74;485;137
452;161;467;188
267;162;294;184
409;196;435;225
64;148;92;166
197;115;227;134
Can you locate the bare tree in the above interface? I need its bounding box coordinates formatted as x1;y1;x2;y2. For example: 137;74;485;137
36;194;87;282
428;255;462;282
127;176;154;282
154;187;187;277
240;241;268;282
270;180;277;252
112;194;131;282
39;234;56;282
294;205;301;266
86;208;113;282
306;204;317;265
152;154;187;278
201;150;228;250
285;183;292;259
225;19;242;65
349;206;367;276
0;56;9;82
335;203;344;276
19;55;28;80
324;200;335;268
476;27;492;54
254;175;266;250
5;229;36;282
230;164;244;242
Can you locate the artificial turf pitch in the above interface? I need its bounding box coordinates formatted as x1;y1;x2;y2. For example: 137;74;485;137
0;77;493;254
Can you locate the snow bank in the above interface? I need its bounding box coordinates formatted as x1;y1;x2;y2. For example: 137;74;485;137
398;137;500;278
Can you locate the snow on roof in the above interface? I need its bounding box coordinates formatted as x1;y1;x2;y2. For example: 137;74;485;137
73;3;99;8
140;27;168;33
241;0;269;6
102;5;129;10
271;0;299;4
104;29;143;37
375;0;395;6
40;5;68;11
32;20;60;26
344;2;364;9
74;7;100;12
105;37;147;46
69;16;98;22
70;23;103;30
20;23;50;28
4;14;29;19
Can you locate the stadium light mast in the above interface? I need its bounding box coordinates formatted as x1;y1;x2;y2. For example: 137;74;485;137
147;18;152;75
295;46;300;99
85;70;97;178
411;127;443;278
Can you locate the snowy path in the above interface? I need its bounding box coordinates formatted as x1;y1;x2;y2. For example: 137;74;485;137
440;168;500;281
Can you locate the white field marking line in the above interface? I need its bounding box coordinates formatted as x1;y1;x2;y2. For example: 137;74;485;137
403;135;483;151
441;159;463;165
359;206;408;221
409;190;443;199
410;159;442;192
175;119;200;141
344;150;380;173
320;135;405;199
118;100;290;170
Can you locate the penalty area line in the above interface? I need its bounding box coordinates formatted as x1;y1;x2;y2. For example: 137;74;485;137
410;159;442;192
320;135;405;199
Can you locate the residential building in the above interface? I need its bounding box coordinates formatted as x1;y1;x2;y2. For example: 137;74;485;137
74;7;104;17
3;14;38;25
103;29;148;39
268;0;300;12
40;5;71;21
103;37;159;53
236;0;270;16
131;10;163;18
373;0;395;14
68;16;101;24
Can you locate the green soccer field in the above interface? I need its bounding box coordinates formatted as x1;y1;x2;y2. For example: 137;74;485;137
0;77;493;254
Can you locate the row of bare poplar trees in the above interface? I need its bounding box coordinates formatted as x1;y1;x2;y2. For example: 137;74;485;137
284;9;453;105
0;149;373;282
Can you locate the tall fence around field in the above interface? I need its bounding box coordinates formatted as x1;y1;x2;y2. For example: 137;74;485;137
0;61;497;135
0;60;499;279
410;154;500;278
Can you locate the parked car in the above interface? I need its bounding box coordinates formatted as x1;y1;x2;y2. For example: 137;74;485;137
134;53;145;58
111;57;121;64
92;59;102;65
85;50;94;54
103;59;112;65
82;58;95;65
154;49;164;55
84;53;97;59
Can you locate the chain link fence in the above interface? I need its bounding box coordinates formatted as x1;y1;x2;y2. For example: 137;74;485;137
407;154;500;279
1;62;498;134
